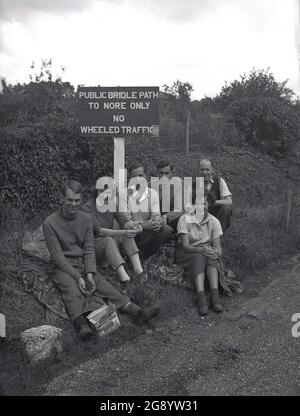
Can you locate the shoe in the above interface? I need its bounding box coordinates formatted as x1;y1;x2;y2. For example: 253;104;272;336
122;303;159;322
210;289;224;313
137;306;160;322
196;292;208;316
78;326;94;341
120;281;130;295
73;315;94;341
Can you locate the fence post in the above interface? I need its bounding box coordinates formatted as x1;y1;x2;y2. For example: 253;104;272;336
284;190;293;230
0;313;5;340
186;110;191;155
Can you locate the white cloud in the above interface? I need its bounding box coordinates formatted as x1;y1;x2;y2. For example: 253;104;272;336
0;0;298;98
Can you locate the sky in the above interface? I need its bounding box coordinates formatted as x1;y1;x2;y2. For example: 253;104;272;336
0;0;299;99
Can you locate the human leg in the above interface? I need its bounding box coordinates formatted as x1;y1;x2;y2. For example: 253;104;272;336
53;268;94;340
206;265;223;313
95;237;131;282
93;272;130;308
92;272;159;322
120;237;143;276
135;225;173;257
175;249;208;316
194;272;209;316
120;302;160;322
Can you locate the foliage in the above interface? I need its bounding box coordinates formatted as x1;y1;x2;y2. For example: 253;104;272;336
225;96;300;156
162;80;193;102
161;80;193;123
214;68;295;110
0;60;114;222
207;68;300;155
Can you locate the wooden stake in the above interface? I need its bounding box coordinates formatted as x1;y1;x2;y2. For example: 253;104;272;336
186;110;191;155
285;190;293;230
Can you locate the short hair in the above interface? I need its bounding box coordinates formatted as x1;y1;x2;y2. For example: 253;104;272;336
63;180;83;196
198;158;212;168
156;160;174;171
128;162;146;175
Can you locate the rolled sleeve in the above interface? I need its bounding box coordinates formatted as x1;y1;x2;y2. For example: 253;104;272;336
219;178;232;199
177;216;189;235
211;217;223;240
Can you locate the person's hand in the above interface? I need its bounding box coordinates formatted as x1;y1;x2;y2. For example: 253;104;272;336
198;246;218;260
162;214;168;225
124;220;135;230
78;277;88;295
151;220;162;232
213;248;222;258
86;273;96;294
122;229;138;238
130;221;143;233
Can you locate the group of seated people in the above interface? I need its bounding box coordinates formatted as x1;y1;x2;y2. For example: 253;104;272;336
43;158;232;341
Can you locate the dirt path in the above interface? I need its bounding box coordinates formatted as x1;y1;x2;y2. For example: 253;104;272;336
44;256;300;396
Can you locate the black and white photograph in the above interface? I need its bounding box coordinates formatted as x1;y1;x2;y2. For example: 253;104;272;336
0;0;300;400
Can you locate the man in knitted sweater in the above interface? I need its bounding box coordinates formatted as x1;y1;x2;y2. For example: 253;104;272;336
43;180;159;341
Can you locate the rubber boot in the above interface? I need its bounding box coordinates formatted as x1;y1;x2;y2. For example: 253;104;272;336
73;315;94;341
210;289;223;313
196;292;208;316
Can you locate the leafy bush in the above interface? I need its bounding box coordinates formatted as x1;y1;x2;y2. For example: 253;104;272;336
209;68;300;155
225;97;300;156
0;126;65;221
214;68;295;110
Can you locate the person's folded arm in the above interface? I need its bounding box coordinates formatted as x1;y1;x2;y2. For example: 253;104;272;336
98;227;125;237
212;237;222;257
139;220;153;230
214;178;232;207
115;210;132;229
179;233;213;254
150;190;163;227
43;222;82;281
214;196;232;207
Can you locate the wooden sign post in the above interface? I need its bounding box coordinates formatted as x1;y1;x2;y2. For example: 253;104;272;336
113;137;125;190
285;190;293;230
186;110;191;155
78;86;159;192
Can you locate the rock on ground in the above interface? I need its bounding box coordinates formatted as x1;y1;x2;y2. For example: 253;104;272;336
20;325;62;364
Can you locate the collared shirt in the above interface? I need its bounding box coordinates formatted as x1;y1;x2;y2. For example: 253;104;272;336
129;186;149;204
177;212;223;247
127;186;161;223
206;176;232;199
